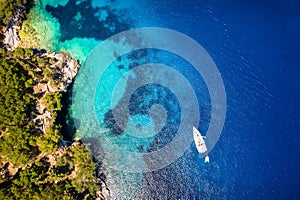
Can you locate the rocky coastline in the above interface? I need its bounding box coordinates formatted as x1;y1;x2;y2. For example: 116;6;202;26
33;51;80;133
1;5;110;200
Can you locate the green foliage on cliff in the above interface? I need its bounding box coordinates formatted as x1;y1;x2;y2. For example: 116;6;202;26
1;143;98;200
0;3;101;198
0;54;33;126
41;93;63;112
36;126;60;155
0;0;32;26
0;48;37;166
0;47;99;198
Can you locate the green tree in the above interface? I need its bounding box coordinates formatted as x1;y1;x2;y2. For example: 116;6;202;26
36;126;60;155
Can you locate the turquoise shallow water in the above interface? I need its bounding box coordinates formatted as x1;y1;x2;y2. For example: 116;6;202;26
27;0;147;63
71;36;210;197
32;0;300;199
25;0;106;62
31;1;240;198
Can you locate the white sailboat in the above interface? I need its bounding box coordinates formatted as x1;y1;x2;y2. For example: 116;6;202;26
193;126;209;163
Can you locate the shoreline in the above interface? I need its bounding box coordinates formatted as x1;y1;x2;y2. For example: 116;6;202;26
0;2;110;199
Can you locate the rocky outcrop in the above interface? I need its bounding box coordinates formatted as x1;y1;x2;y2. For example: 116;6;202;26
45;52;79;92
3;6;26;50
33;52;80;133
99;181;111;200
3;26;19;49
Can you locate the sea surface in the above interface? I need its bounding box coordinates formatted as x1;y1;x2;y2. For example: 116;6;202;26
30;0;300;199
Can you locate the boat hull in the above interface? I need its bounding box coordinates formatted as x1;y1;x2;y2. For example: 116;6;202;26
193;126;208;154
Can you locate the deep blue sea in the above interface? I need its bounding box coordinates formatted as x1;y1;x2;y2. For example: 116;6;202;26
43;0;300;199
